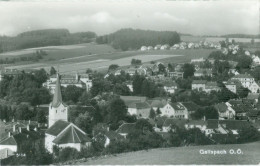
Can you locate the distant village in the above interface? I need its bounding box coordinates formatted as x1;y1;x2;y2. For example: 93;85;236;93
0;39;260;165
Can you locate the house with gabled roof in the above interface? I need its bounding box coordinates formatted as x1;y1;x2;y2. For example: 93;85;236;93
127;101;151;118
194;69;213;77
185;120;207;132
214;102;235;120
249;81;260;93
231;73;254;88
160;102;188;119
162;118;188;132
116;123;136;138
0;135;17;159
94;130;124;147
223;80;242;94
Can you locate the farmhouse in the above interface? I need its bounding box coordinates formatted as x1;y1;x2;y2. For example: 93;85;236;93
192;80;220;93
127;101;151;118
0;135;17;159
249;81;260;93
168;71;184;79
160;102;188;119
214;103;235;120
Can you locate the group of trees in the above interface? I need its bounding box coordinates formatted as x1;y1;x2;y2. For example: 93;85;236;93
0;29;96;53
96;28;180;51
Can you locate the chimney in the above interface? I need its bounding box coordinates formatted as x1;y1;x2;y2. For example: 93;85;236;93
27;124;30;131
107;126;110;132
8;132;11;137
29;120;30;124
19;127;22;133
34;127;37;132
203;116;206;121
3;119;6;123
13;125;16;132
12;118;14;122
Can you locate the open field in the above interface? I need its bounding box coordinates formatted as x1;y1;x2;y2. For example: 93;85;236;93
1;43;215;73
4;48;214;73
78;141;260;165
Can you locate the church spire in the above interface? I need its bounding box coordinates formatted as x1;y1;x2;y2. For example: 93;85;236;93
52;73;62;107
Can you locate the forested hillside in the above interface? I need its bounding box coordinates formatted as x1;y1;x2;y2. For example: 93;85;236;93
96;28;180;51
0;29;96;53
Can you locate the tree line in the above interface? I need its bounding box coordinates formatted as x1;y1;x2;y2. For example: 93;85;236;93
96;28;180;51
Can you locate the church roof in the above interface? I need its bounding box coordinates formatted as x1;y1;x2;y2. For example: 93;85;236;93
45;120;70;136
52;125;91;144
52;74;63;107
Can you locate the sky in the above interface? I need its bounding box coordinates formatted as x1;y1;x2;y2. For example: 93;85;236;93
0;0;259;36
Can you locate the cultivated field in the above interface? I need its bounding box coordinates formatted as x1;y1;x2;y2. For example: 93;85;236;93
78;141;260;165
1;43;215;73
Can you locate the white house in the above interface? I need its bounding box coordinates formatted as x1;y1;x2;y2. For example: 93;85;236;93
249;81;260;93
231;73;254;88
185;120;207;132
0;135;17;158
163;81;178;94
127;102;151;118
140;46;147;51
160;102;188;119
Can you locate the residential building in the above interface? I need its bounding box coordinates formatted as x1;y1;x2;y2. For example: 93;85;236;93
214;103;235;120
168;71;184;79
0;135;17;159
231;73;254;88
163;81;178;94
223;80;242;94
185;120;207;132
160;102;188;119
116;123;136;138
194;69;213;77
127;101;151;118
191;80;207;91
0;69;22;81
249;81;260;93
94;130;124;147
162;119;188;132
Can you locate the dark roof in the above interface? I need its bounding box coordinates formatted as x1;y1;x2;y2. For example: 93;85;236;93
53;125;91;144
45;120;70;136
149;99;167;108
247;93;260;100
181;102;200;111
214;103;228;113
120;96;147;106
168;102;186;110
205;81;218;87
247;110;260;117
192;80;207;84
163;118;188;128
128;102;151;109
195;69;212;75
232;73;253;79
0;136;17;145
186;120;207;126
207;119;252;130
116;123;136;134
52;74;64;107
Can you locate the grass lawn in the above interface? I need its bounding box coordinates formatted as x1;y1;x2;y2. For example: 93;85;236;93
78;141;260;165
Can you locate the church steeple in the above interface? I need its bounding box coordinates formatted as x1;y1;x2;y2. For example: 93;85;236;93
52;73;63;107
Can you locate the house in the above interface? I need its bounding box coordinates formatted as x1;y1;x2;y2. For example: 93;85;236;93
185;120;207;132
168;71;184;79
127;102;151;118
181;102;200;115
246;110;260;120
160;102;188;119
223;80;242;94
204;82;221;93
43;73;92;94
229;69;240;75
116;123;136;138
191;80;207;91
149;99;168;111
147;46;153;50
45;74;91;153
0;135;17;159
191;58;205;63
162;118;188;132
94;130;124;147
174;64;184;72
140;46;147;51
163;81;178;94
194;69;213;77
214;103;235;120
249;81;260;93
231;73;254;88
154;45;162;50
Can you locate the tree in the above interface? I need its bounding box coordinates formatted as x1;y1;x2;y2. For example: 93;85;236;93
149;108;156;119
132;74;145;95
183;63;195;78
131;59;142;66
62;85;84;103
50;66;56;75
108;64;119;71
74;112;93;134
237;87;250;98
36;108;47;123
106;98;127;128
158;63;166;74
34;69;48;85
156;107;161;115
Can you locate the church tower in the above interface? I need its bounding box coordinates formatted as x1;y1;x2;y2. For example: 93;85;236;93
48;73;68;127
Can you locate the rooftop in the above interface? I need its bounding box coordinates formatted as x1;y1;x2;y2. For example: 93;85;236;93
45;120;70;136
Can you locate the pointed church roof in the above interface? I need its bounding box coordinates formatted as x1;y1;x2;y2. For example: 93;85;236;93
52;73;63;107
53;124;91;144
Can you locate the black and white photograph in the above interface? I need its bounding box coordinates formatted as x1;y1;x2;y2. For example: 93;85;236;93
0;0;259;165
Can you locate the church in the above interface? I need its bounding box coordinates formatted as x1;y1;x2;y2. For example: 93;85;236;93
45;74;92;153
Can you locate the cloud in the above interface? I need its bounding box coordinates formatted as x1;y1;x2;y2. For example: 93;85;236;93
0;0;258;36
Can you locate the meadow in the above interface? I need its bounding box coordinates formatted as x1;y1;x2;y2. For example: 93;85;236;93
78;141;260;165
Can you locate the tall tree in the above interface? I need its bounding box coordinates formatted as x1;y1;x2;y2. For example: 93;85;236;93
183;63;195;78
